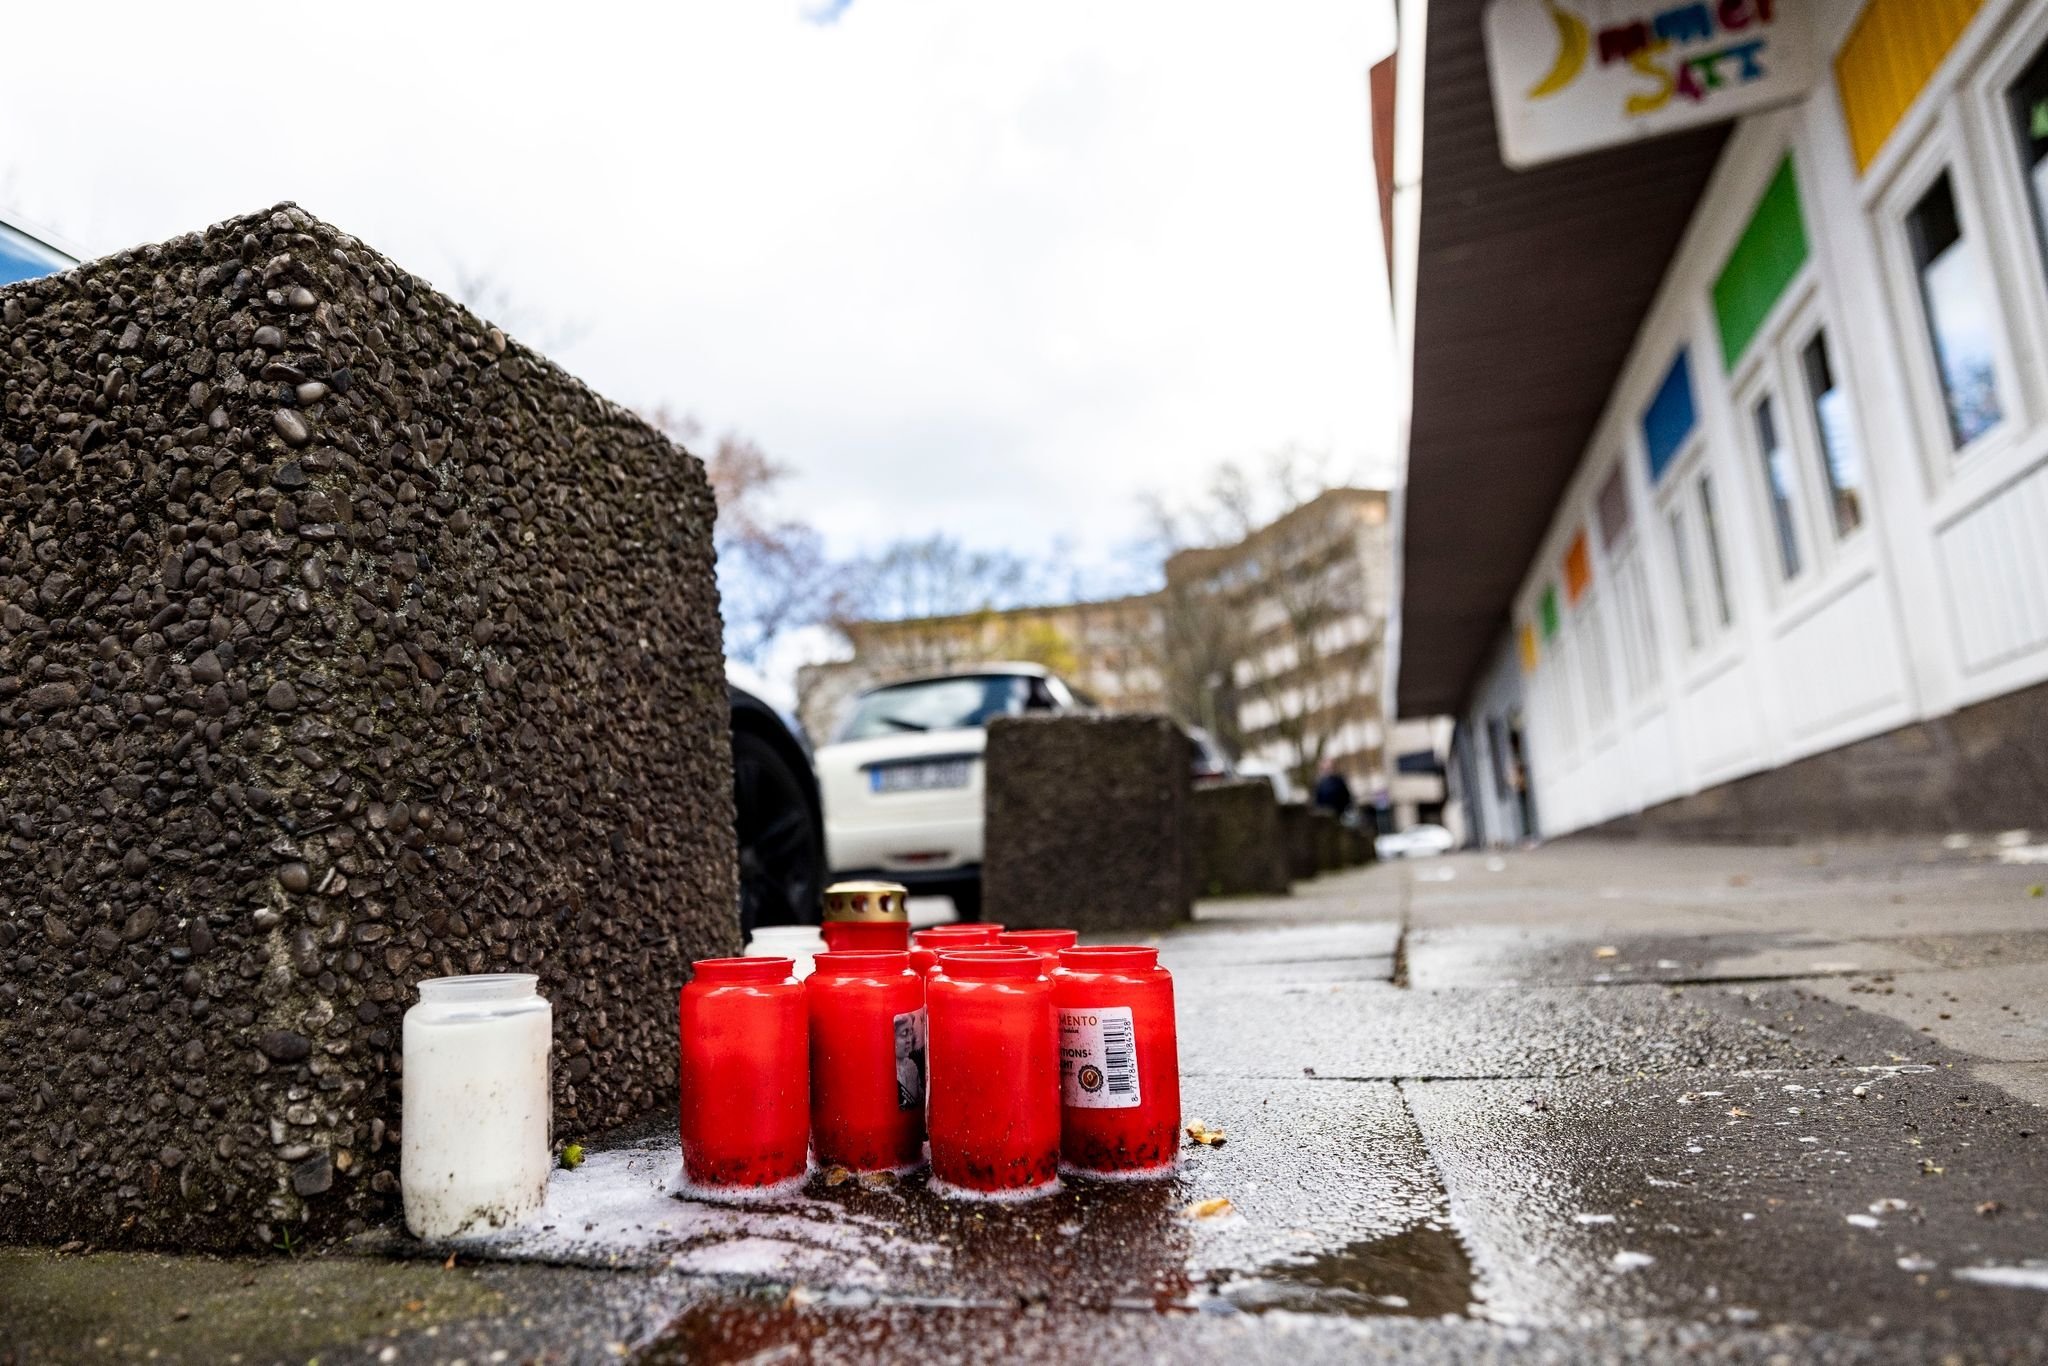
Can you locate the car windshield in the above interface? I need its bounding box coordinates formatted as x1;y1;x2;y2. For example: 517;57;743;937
839;675;1032;741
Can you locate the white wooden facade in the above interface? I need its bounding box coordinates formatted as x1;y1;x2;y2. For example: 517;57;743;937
1463;0;2048;838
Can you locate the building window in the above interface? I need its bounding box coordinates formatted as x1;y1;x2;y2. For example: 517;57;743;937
2007;40;2048;283
1697;474;1734;630
1595;465;1631;550
1620;552;1660;696
1904;171;2005;448
1799;331;1865;539
1668;509;1703;652
1751;394;1803;581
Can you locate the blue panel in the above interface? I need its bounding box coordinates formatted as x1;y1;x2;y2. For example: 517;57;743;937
1641;349;1697;483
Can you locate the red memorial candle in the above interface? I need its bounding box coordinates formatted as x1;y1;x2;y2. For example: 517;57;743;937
679;957;808;1192
909;923;1002;977
926;948;1060;1196
807;950;926;1173
819;880;912;954
998;928;1077;967
1051;946;1181;1178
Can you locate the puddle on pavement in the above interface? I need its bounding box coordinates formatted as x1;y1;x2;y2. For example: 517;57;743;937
633;1220;1475;1366
1209;1222;1475;1318
410;1130;1468;1328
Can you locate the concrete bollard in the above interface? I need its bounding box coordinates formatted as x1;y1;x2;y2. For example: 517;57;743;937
0;205;738;1251
1280;802;1319;883
983;714;1193;931
1310;810;1343;874
1191;780;1290;897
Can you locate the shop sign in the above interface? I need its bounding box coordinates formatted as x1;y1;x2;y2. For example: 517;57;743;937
1483;0;1818;169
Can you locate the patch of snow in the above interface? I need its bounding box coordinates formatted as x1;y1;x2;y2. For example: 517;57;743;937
1953;1263;2048;1292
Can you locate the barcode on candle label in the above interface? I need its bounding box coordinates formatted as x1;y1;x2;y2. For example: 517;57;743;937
1060;1006;1140;1110
893;1007;927;1110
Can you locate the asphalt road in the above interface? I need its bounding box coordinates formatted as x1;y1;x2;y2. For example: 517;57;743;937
5;836;2047;1363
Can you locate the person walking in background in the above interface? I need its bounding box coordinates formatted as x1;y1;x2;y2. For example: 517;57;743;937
1312;759;1354;819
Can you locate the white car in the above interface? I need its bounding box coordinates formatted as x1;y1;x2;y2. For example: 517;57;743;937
813;664;1083;920
1376;822;1456;860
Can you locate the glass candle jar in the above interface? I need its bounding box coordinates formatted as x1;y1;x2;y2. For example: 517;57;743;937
1051;946;1180;1178
926;949;1060;1196
744;925;827;980
910;924;1002;977
679;957;808;1192
806;951;926;1173
999;928;1078;967
820;880;912;954
401;974;553;1239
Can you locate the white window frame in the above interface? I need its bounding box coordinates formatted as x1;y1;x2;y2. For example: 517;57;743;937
1654;434;1738;667
1870;109;2031;487
1731;349;1812;601
1962;0;2048;427
1781;301;1876;558
1571;579;1618;744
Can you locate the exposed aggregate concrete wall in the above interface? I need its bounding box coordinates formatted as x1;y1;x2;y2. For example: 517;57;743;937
983;714;1193;931
0;205;738;1251
1191;779;1289;897
1280;803;1317;883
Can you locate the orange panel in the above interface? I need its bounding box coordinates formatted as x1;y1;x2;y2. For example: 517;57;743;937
1563;532;1593;605
1518;623;1539;674
1836;0;1984;173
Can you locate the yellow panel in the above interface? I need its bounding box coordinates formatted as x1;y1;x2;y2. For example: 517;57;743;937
1836;0;1985;173
1518;624;1539;675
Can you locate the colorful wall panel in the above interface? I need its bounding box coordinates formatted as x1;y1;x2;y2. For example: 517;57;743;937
1836;0;1984;173
1642;349;1698;484
1712;158;1809;369
1563;531;1593;604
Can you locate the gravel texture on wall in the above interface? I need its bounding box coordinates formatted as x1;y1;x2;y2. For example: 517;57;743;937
1279;803;1318;883
1310;809;1342;874
1191;779;1289;898
983;713;1193;931
0;205;737;1252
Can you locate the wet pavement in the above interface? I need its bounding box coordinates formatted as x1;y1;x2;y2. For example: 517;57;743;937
6;837;2048;1363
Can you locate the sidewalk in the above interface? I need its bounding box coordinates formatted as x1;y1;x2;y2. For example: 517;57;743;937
5;837;2046;1363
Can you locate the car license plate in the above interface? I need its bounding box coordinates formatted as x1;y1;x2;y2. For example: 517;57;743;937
871;760;971;793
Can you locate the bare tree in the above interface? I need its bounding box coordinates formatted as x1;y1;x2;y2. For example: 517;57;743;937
643;407;831;668
446;266;590;354
829;535;1037;631
1143;448;1386;793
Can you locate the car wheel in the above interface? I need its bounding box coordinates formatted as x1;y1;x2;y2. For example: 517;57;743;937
732;728;825;937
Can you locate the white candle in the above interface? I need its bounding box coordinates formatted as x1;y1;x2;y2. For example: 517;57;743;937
401;973;553;1239
744;924;826;979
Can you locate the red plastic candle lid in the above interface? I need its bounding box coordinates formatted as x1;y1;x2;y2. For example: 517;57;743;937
811;950;913;976
691;956;796;983
1054;946;1159;971
1001;929;1078;952
937;947;1042;979
912;925;1000;947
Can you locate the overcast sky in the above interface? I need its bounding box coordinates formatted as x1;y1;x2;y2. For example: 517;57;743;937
3;1;1395;582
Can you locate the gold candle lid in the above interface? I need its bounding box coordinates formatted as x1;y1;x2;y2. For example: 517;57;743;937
822;880;909;924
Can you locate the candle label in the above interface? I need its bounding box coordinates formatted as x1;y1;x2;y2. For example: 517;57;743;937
893;1007;927;1110
1059;1006;1140;1109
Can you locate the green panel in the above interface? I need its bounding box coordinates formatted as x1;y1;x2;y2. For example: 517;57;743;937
1539;586;1560;641
1712;158;1809;370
